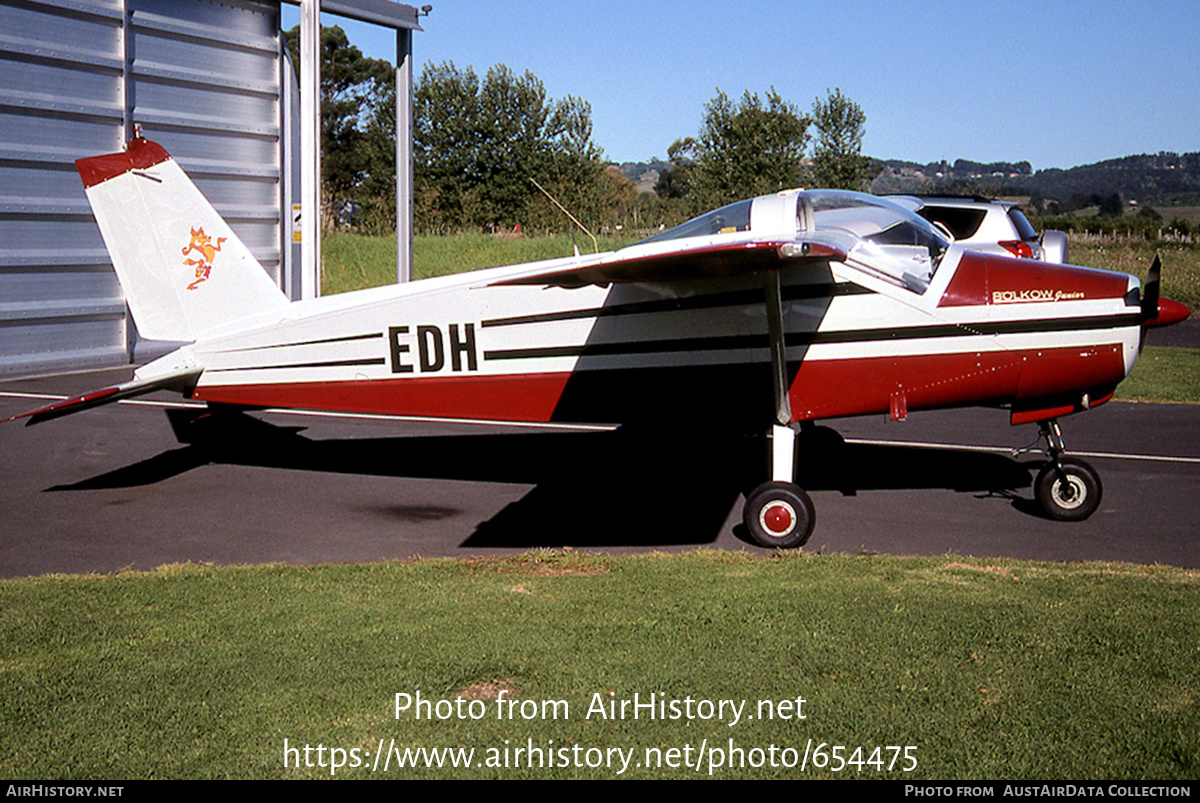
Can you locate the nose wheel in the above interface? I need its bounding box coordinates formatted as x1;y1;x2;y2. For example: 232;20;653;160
1035;458;1101;521
1029;420;1103;521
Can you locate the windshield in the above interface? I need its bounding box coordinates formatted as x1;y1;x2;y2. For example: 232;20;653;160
638;199;752;244
636;189;951;293
807;191;949;258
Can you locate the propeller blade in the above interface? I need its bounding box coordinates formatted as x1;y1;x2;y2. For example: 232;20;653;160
1141;255;1161;323
1138;254;1160;353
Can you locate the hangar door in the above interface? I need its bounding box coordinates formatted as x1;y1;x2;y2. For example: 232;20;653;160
0;0;297;378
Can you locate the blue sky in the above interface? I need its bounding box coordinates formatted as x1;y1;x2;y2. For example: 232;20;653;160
292;0;1200;170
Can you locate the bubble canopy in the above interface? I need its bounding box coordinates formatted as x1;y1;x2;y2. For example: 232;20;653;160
639;189;952;292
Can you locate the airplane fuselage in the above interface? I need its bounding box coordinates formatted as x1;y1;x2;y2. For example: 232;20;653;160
186;247;1141;429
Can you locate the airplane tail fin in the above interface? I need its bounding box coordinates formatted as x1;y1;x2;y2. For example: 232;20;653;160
76;138;289;343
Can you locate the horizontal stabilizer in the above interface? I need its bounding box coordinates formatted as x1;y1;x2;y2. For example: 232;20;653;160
3;368;201;426
494;240;846;288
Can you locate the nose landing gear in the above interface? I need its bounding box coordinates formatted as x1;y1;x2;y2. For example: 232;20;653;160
1029;419;1102;521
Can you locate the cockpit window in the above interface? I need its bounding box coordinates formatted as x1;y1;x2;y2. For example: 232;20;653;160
807;191;948;255
637;199;752;244
635;189;951;295
806;190;950;292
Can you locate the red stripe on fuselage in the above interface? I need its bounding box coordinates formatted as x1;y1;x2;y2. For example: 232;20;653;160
191;342;1129;427
192;372;573;422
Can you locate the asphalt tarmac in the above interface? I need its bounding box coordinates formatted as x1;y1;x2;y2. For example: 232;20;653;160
2;367;1198;578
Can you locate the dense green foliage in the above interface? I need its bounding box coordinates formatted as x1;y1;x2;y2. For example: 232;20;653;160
1030;211;1197;239
293;24;1197;257
809;88;873;191
409;62;605;233
670;89;811;210
292;26;876;235
283;25;393;220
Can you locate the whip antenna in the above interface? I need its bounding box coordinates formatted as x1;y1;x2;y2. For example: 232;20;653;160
529;177;598;255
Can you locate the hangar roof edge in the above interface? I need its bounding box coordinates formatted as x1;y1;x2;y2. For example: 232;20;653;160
278;0;422;31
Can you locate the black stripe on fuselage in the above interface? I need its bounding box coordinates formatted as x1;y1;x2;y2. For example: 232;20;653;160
480;283;871;329
483;313;1141;362
210;332;383;353
205;357;387;373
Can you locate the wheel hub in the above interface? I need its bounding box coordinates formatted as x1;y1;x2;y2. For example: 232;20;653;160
1052;475;1087;509
760;501;796;537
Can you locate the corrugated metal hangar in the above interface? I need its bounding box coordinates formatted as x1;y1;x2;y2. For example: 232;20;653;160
0;0;419;378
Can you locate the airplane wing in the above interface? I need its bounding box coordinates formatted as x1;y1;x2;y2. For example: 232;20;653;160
492;239;847;288
3;367;201;426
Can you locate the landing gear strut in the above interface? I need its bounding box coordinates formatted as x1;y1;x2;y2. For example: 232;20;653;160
741;269;816;548
1030;419;1102;522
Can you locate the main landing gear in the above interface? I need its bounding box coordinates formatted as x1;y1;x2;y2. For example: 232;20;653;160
1028;419;1102;522
742;267;819;549
743;424;817;549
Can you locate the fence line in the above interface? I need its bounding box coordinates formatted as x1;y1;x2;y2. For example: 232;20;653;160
1069;230;1195;244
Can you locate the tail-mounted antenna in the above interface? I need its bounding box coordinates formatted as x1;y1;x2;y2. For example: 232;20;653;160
529;177;598;255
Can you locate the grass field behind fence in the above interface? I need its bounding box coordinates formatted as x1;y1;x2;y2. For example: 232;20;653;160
321;232;642;295
2;552;1198;779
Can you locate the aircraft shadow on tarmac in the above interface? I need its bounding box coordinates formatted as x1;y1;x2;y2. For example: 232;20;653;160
48;409;1042;549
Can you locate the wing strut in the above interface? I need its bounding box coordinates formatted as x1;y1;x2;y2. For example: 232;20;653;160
764;271;796;482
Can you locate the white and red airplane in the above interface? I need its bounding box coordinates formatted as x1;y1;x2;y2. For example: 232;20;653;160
4;138;1190;547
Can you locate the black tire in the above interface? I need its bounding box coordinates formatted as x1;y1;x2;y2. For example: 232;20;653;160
1035;458;1102;522
744;482;816;549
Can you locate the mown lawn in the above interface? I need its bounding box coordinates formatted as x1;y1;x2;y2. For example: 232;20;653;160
2;552;1198;779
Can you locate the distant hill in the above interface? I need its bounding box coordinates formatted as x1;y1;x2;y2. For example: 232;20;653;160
870;152;1200;207
613;159;672;194
613;152;1200;209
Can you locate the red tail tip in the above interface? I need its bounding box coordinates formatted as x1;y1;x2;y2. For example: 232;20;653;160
76;138;171;189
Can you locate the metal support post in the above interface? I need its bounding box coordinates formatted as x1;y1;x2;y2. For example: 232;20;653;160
396;27;413;283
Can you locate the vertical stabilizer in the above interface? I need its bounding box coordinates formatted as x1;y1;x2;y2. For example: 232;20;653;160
77;138;289;343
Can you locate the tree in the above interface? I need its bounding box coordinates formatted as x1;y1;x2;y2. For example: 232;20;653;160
682;89;810;209
283;25;393;201
653;138;694;200
407;62;604;231
1097;192;1124;218
809;88;873;190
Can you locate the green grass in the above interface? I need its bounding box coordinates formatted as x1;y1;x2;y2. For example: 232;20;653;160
2;552;1198;779
1116;346;1200;403
326;231;1200;308
321;232;641;295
